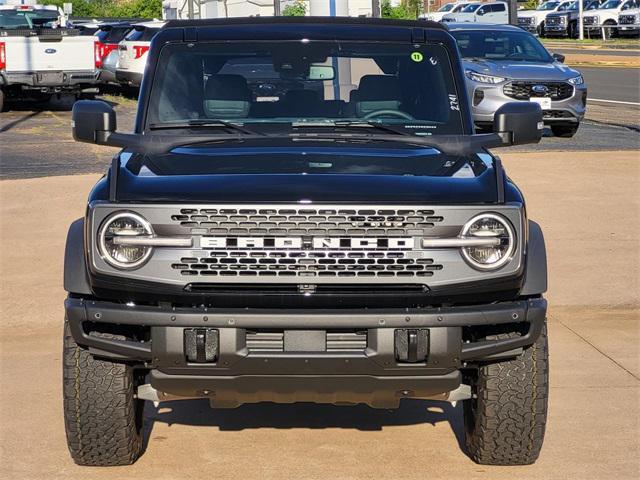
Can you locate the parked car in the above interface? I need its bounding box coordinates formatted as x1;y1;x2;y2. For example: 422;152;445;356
422;1;472;22
64;16;549;467
618;7;640;35
517;0;575;35
583;0;639;38
115;20;165;86
94;22;134;83
451;23;587;137
0;4;99;111
544;0;603;37
443;1;509;23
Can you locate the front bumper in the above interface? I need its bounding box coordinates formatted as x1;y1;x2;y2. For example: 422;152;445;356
469;80;587;127
65;296;547;408
617;25;640;35
1;70;99;91
544;25;570;36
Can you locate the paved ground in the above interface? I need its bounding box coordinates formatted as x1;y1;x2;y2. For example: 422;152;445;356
579;67;640;103
0;151;638;480
555;47;640;57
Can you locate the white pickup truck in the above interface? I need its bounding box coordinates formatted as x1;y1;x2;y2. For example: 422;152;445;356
0;4;99;110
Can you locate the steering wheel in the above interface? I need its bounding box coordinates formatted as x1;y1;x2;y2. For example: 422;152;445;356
363;109;414;120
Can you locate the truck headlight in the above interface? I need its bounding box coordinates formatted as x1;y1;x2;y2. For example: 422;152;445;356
461;213;516;270
568;75;584;86
98;212;153;269
465;69;506;85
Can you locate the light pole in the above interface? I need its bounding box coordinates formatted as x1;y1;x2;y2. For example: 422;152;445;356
274;0;281;16
578;0;584;40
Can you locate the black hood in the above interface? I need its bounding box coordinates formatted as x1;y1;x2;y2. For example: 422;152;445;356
111;140;500;204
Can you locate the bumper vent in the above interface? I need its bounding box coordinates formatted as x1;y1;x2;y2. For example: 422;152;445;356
246;331;367;353
504;81;573;101
171;207;443;236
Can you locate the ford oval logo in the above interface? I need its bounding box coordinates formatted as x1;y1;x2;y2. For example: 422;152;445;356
532;85;549;94
44;48;57;54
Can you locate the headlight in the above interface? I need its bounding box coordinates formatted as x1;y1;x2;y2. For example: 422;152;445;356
98;212;153;269
465;69;506;84
461;213;516;270
568;75;584;86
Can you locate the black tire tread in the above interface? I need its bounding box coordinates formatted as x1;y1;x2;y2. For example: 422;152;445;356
464;323;549;465
63;321;143;466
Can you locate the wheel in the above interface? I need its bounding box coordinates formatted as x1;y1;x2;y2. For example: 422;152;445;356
463;321;549;465
602;22;617;39
63;321;145;466
551;124;579;138
568;22;577;39
537;22;544;37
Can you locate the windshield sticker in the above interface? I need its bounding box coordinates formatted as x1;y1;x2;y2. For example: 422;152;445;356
449;94;460;111
410;52;424;62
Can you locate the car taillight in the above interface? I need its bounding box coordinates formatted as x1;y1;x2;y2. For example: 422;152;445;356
133;45;149;59
0;42;6;70
94;41;104;68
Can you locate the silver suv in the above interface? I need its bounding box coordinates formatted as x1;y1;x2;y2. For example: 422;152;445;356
450;23;587;137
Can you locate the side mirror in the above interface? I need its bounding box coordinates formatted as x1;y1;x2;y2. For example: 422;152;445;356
552;53;565;63
493;102;543;146
72;100;117;144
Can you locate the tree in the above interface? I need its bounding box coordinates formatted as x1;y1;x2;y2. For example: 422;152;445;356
282;0;306;17
381;0;424;20
49;0;162;19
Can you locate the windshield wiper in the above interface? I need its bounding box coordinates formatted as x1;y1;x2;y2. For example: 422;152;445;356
148;120;263;136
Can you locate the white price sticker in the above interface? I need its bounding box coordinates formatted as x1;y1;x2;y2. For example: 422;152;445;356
529;97;551;110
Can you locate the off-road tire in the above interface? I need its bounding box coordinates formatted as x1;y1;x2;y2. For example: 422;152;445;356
63;321;144;466
463;322;549;465
551;124;579;138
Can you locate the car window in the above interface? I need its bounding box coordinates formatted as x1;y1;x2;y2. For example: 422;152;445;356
600;0;621;7
147;41;465;135
97;26;132;43
439;4;455;11
453;30;552;62
125;26;160;42
492;4;506;12
462;4;482;12
539;2;561;10
0;8;58;28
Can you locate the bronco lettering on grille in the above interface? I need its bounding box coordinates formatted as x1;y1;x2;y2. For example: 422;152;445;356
200;237;415;250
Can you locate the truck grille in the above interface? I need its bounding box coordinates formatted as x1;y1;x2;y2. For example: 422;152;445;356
503;81;573;101
619;14;638;25
518;17;534;25
545;16;564;26
583;16;597;26
172;251;442;278
171;207;443;237
246;331;367;353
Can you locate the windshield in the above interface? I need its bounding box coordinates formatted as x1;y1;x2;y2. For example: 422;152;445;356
557;1;575;10
147;41;464;135
538;1;561;9
461;4;482;12
0;9;59;29
600;0;621;7
453;30;552;62
438;3;455;11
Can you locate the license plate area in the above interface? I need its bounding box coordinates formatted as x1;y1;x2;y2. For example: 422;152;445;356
530;97;552;110
36;72;64;85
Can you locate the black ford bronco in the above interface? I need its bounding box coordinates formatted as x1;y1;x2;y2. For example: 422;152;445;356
63;17;548;467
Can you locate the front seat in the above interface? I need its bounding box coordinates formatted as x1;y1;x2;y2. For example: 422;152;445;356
203;74;251;119
355;75;402;117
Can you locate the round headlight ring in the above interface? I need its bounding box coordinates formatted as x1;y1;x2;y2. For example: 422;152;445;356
98;211;154;269
461;213;516;271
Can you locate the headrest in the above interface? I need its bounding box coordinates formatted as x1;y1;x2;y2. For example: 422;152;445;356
204;74;250;101
357;75;401;101
284;89;319;104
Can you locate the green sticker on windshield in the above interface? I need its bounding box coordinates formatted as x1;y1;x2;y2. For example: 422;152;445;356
410;52;424;62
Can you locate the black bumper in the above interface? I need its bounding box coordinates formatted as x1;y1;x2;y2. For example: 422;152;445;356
1;71;99;91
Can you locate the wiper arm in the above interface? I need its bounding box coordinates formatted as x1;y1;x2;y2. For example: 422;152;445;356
148;120;262;136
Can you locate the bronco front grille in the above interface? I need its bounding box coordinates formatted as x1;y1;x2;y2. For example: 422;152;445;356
171;207;443;237
172;251;443;278
503;81;573;101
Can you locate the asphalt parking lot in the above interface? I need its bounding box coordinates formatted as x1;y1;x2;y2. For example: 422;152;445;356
1;78;639;480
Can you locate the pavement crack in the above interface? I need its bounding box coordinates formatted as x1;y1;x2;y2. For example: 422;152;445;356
555;317;640;382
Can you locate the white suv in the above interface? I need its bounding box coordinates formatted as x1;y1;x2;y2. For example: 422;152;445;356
443;2;509;24
422;2;472;22
115;21;165;87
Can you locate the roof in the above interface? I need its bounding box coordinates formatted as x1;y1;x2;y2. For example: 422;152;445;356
447;22;530;32
164;16;446;31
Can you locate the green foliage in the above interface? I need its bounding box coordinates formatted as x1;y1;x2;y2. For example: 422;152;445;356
49;0;162;19
381;0;424;20
282;0;307;16
522;0;540;10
